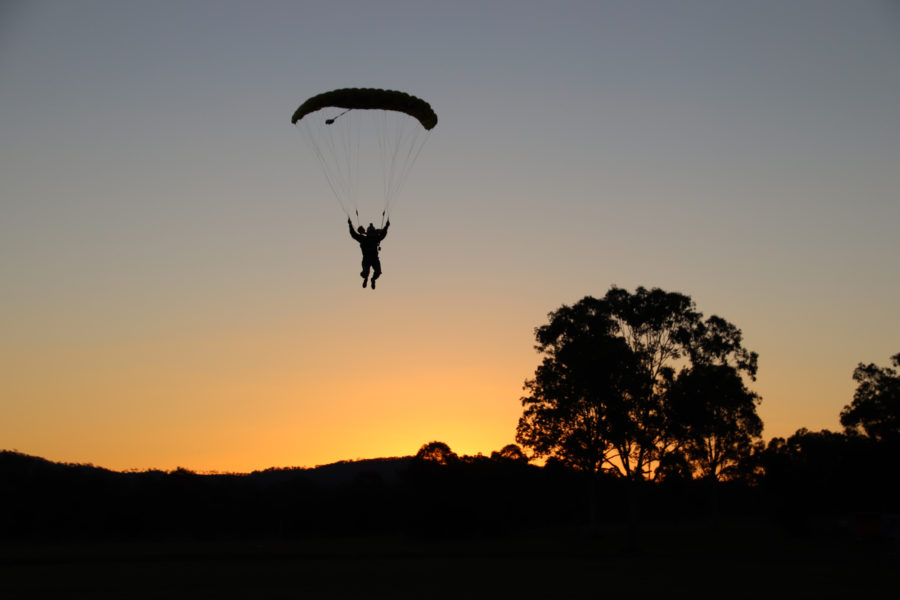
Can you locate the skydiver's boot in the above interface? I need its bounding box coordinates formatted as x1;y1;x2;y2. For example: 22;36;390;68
362;277;368;288
371;278;376;290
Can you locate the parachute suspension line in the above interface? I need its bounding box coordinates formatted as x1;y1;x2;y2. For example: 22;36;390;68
327;109;359;217
348;111;362;218
387;128;428;219
296;121;351;219
376;110;393;217
376;110;430;221
294;90;435;225
298;110;367;220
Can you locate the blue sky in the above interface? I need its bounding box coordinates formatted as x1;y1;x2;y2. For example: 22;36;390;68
2;0;899;471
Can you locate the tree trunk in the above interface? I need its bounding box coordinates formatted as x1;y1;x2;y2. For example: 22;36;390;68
706;476;720;529
587;469;600;537
625;478;639;551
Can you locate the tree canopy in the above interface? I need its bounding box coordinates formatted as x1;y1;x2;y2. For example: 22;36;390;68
516;286;761;482
840;352;900;441
415;441;458;465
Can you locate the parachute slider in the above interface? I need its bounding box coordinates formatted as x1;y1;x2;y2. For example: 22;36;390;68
325;109;352;125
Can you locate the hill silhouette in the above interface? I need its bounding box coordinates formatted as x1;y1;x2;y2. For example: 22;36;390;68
2;441;898;545
3;445;898;598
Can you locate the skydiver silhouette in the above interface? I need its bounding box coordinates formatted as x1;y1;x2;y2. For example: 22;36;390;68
348;217;390;289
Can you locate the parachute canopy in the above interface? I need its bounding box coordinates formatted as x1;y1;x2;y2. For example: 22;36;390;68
292;88;437;131
292;88;437;224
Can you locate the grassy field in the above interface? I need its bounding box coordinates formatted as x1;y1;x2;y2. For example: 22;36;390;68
2;522;896;598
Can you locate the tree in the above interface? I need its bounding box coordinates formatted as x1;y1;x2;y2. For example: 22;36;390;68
490;444;529;463
840;353;900;442
667;364;762;480
516;286;761;481
415;441;458;465
516;296;645;478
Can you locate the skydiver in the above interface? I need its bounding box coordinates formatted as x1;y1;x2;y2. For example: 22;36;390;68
348;218;390;289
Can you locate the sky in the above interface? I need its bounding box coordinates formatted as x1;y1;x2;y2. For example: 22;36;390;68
2;0;899;473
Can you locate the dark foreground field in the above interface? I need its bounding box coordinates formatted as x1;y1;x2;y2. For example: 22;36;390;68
2;522;896;599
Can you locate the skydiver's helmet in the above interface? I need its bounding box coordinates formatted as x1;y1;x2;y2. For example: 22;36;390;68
366;224;376;235
357;226;366;234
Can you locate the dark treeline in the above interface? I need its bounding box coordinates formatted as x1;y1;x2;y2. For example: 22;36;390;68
1;434;898;543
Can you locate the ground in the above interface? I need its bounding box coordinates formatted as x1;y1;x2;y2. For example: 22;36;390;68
1;521;896;598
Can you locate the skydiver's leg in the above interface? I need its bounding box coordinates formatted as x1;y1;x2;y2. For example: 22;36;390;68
371;258;382;289
361;258;371;288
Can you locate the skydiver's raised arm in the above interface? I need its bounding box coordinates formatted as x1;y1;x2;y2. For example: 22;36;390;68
378;220;390;241
349;218;364;242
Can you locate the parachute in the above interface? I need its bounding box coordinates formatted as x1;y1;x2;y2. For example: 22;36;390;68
292;88;437;225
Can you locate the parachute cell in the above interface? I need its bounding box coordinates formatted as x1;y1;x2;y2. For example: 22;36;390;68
292;88;437;130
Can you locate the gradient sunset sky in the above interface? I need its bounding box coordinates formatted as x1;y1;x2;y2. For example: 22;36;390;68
2;0;899;472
